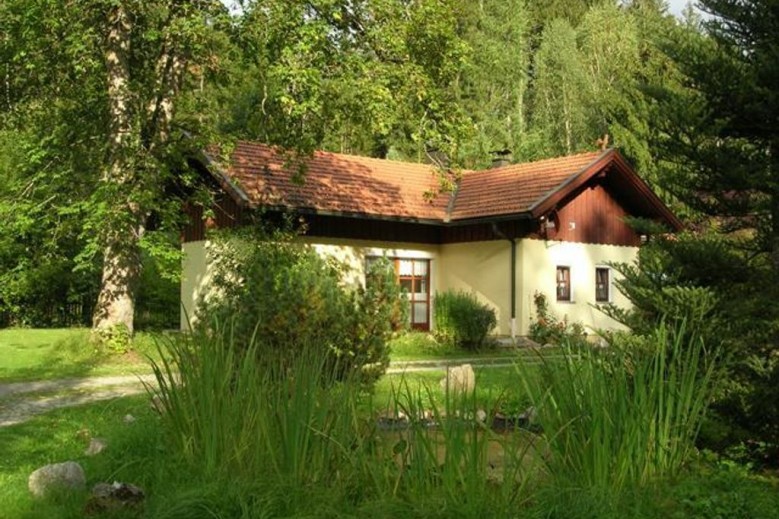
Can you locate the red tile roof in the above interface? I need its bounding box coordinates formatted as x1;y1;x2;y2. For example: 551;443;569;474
224;141;452;221
213;141;632;223
451;152;604;220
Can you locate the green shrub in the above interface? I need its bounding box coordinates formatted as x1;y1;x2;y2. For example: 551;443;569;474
528;291;587;345
194;229;398;386
433;290;496;350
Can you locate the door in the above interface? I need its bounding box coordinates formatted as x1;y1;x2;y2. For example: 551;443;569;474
396;259;430;330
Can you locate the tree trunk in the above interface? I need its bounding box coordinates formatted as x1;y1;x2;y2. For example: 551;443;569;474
92;3;186;335
92;230;143;335
92;4;139;335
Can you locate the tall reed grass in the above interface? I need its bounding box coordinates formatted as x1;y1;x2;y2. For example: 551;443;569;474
359;378;534;517
518;324;719;498
149;320;536;517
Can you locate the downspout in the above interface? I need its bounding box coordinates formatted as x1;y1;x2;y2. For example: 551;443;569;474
491;223;517;340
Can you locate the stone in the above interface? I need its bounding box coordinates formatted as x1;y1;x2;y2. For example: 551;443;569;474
123;414;136;424
440;364;475;394
84;437;107;456
28;461;86;498
85;481;145;515
475;408;487;424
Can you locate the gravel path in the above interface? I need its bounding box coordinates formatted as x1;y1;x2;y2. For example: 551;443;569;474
0;374;158;427
0;356;557;427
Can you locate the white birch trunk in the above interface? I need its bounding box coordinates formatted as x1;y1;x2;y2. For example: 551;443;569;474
92;4;142;335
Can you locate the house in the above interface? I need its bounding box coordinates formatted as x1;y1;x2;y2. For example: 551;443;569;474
181;141;681;338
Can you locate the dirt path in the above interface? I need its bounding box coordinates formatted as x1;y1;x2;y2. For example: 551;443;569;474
0;357;557;427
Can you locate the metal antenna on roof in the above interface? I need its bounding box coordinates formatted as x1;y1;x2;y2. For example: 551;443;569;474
596;134;610;151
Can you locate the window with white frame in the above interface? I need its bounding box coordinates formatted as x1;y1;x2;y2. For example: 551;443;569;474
595;267;610;303
556;266;571;302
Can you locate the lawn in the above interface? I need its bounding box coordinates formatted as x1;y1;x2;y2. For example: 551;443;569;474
0;328;535;384
0;328;162;383
2;327;779;518
2;389;778;518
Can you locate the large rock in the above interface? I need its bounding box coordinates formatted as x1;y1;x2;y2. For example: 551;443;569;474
28;461;86;498
440;364;475;394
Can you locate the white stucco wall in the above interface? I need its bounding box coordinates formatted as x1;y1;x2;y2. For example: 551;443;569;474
180;240;214;330
437;241;516;336
180;237;639;336
518;239;638;336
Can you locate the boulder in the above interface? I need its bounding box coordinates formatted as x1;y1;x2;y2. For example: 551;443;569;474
440;364;475;394
28;461;86;498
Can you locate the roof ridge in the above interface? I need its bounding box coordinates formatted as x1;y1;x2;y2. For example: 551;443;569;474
237;140;607;175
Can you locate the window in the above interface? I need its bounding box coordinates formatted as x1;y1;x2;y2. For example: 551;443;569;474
556;266;571;302
366;256;431;330
595;267;610;303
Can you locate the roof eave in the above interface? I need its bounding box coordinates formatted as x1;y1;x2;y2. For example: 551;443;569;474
196;150;252;208
529;149;684;233
528;149;614;218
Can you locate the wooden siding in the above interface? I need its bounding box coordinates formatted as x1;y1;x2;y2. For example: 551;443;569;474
304;214;441;244
545;182;640;246
181;193;243;242
181;181;638;247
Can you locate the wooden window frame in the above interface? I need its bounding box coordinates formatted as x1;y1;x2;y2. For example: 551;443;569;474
595;267;610;303
366;256;431;330
556;266;571;302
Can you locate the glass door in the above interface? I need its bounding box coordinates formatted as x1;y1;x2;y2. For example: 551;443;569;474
397;259;430;330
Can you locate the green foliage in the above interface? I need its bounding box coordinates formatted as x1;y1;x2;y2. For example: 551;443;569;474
433;290;496;350
528;291;587;345
226;0;471;162
664;460;779;519
90;324;132;355
367;256;410;333
519;323;721;502
602;233;779;464
196;229;396;385
149;323;532;518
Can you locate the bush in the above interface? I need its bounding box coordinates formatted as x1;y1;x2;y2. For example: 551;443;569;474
528;291;587;345
433;290;496;350
194;229;399;386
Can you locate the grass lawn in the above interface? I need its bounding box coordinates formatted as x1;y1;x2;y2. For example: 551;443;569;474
0;394;202;519
374;366;531;416
2;392;778;519
0;329;163;383
387;331;555;362
0;328;548;384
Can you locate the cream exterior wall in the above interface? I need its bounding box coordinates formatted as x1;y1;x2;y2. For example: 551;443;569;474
180;240;214;330
180;236;638;337
518;239;638;336
437;241;515;336
180;237;442;330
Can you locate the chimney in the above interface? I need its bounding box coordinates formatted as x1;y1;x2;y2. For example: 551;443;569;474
490;149;512;168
